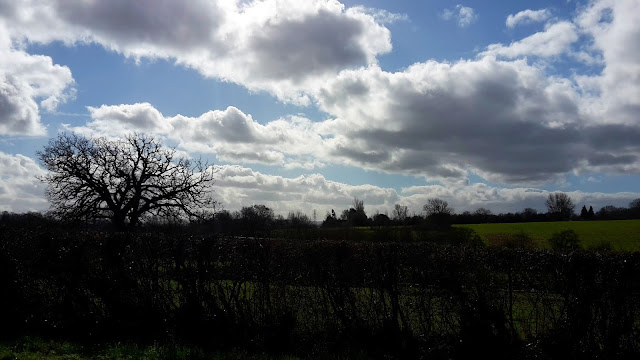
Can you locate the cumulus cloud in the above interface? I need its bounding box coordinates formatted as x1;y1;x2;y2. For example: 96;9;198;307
441;5;477;28
0;152;48;212
0;0;392;104
214;165;640;217
0;26;75;136
575;0;640;125
2;151;636;217
214;164;400;216
313;53;640;184
68;103;326;169
482;21;578;59
506;9;551;28
400;183;640;215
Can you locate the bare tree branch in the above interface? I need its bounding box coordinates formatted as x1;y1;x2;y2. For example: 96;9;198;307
37;133;217;229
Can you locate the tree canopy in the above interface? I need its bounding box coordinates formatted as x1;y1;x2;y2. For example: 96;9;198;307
37;133;216;229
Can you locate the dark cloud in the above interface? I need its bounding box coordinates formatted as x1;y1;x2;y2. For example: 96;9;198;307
250;9;368;81
56;0;223;52
316;58;640;184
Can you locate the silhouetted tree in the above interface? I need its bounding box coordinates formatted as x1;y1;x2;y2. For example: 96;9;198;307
588;206;595;218
522;207;539;222
423;198;453;229
372;213;391;226
340;197;368;226
423;198;453;217
474;207;493;223
597;205;626;220
37;133;216;230
392;204;408;223
545;193;575;221
580;205;589;219
630;199;640;218
239;204;274;234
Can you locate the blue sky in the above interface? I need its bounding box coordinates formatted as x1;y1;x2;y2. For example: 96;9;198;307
1;0;639;217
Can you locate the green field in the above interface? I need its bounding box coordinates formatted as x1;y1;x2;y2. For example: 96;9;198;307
457;219;640;251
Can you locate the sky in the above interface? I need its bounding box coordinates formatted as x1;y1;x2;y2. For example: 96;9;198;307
1;0;640;218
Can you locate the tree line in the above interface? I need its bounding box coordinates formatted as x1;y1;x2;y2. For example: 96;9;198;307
33;132;640;232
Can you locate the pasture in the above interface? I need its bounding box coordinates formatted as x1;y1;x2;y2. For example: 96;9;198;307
458;219;640;251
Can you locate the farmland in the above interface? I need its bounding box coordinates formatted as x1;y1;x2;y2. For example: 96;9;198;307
458;219;640;250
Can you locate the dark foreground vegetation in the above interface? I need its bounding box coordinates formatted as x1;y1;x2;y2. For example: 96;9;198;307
2;221;640;360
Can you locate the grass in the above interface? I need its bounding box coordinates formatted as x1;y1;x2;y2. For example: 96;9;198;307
457;219;640;251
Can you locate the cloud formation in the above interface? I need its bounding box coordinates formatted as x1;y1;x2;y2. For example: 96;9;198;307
70;103;325;169
441;5;477;28
506;9;551;28
58;0;640;188
483;21;578;58
0;27;75;136
0;152;48;212
0;0;392;104
2;150;638;218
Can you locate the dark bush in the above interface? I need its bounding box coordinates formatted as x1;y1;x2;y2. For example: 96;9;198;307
549;229;581;250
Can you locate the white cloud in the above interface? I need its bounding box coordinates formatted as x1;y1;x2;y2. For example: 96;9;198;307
0;0;392;104
350;6;409;25
0;25;75;136
214;164;400;216
575;0;640;125
506;9;551;28
214;165;640;217
482;21;578;59
441;5;477;28
0;152;48;212
68;103;327;168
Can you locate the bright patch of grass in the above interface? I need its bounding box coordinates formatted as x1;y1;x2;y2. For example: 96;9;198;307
457;219;640;251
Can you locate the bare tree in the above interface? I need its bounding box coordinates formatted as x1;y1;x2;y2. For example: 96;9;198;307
423;198;453;229
474;207;493;223
545;193;575;220
37;133;216;229
392;204;408;222
423;198;453;217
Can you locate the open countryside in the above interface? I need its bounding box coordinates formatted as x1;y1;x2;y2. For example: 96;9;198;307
2;0;640;359
459;219;640;251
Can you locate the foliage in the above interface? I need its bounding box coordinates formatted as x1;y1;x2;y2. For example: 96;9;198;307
37;133;216;230
549;229;581;250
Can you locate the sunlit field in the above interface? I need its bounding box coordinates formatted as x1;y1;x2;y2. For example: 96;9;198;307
458;219;640;251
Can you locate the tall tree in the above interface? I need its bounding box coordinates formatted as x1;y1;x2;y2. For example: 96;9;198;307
423;198;453;229
392;204;408;223
38;133;216;229
423;198;453;217
545;193;575;221
580;205;588;219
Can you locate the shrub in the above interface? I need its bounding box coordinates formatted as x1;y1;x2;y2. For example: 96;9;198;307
447;227;484;247
549;229;581;250
486;231;534;249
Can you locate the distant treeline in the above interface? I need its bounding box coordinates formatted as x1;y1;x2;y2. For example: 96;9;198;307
1;225;639;359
